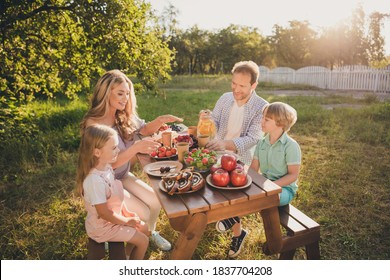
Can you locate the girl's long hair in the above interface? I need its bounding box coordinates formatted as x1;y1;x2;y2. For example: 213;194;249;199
76;124;117;196
80;69;138;140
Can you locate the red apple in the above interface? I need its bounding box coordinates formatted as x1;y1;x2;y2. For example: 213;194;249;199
211;169;230;187
210;163;222;174
230;169;248;187
221;154;237;172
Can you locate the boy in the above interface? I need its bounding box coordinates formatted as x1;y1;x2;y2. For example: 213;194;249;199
216;102;301;258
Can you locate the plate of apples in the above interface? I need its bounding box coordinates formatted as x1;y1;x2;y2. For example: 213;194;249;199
206;154;252;190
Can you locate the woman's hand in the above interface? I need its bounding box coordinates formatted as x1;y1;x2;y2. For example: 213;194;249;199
134;139;161;154
157;114;184;124
140;114;184;136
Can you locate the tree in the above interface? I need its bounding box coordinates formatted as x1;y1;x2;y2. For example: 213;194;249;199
169;24;271;74
367;12;389;68
312;24;350;69
270;20;316;69
0;0;174;105
346;4;368;65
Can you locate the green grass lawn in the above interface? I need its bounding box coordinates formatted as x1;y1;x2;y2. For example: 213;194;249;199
1;75;389;259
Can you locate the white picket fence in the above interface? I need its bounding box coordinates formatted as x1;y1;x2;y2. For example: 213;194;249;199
258;65;390;93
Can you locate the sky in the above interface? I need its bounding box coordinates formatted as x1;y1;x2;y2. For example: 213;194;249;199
147;0;390;55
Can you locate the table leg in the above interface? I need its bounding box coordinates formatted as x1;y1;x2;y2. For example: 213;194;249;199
261;207;283;254
170;212;208;260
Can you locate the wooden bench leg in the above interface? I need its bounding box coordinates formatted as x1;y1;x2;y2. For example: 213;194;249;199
279;249;296;260
305;241;320;260
108;242;126;260
87;238;126;260
87;238;105;260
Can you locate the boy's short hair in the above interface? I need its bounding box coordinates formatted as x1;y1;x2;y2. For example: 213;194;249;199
231;61;259;85
263;102;297;132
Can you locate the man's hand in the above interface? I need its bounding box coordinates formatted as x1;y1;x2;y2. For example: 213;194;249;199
206;139;226;151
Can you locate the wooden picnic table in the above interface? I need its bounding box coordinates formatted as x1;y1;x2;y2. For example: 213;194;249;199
136;153;283;259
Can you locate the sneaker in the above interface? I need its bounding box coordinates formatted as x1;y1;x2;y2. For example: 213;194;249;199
215;217;240;233
228;229;248;258
150;231;172;251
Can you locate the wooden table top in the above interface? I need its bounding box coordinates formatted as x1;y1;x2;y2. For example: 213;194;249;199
137;153;281;219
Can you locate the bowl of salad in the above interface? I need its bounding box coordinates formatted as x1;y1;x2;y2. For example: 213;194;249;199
183;148;218;172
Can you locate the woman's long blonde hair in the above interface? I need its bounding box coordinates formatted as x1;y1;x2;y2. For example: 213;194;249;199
80;69;138;140
76;124;117;196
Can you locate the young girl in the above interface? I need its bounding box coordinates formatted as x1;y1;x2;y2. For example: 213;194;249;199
76;124;149;260
216;102;301;258
80;69;183;251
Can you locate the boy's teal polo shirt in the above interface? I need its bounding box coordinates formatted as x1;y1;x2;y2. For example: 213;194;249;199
253;132;301;194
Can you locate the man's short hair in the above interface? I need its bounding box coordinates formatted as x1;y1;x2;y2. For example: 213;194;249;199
232;61;260;84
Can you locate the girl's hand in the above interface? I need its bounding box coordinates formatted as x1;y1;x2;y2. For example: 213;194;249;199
136;221;150;236
126;216;141;228
122;206;136;218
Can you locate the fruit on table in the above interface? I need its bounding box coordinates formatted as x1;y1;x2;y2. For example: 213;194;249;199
150;146;177;158
210;158;248;187
211;169;230;187
158;123;170;132
184;148;217;171
230;168;248;187
174;135;198;149
210;163;222;174
159;166;172;173
221;154;237;172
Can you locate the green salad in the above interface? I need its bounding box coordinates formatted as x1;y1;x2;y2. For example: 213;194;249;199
184;148;218;171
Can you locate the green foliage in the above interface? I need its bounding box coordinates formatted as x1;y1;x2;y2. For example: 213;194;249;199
0;0;173;105
158;4;388;73
0;99;88;182
270;20;316;69
168;24;271;74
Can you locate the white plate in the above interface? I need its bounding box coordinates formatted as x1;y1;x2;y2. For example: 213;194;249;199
143;161;183;177
206;174;252;190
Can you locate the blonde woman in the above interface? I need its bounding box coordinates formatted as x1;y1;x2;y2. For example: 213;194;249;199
80;70;183;251
76;124;149;260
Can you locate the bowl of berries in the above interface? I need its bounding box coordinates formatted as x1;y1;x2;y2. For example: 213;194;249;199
173;134;194;148
183;148;218;173
150;146;178;161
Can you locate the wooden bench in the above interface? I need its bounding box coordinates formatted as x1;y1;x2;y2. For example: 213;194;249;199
263;204;320;259
277;204;321;259
87;238;126;260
